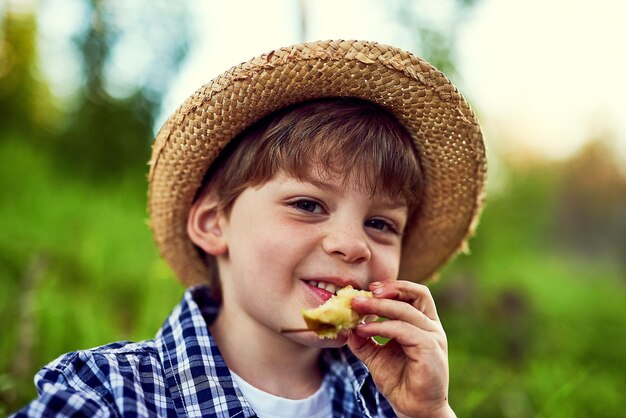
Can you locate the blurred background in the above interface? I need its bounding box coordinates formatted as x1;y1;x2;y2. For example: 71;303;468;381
1;0;624;416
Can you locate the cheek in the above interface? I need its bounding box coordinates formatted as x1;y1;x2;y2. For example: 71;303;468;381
374;245;402;281
228;218;315;277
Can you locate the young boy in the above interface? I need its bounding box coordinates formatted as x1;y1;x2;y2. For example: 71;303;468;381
13;40;486;417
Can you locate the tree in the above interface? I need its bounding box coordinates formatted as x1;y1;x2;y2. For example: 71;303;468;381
47;0;191;179
0;5;54;141
393;0;482;81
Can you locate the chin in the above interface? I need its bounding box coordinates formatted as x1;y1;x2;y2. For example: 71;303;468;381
292;332;349;349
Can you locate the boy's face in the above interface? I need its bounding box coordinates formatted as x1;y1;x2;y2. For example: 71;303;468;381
201;170;408;347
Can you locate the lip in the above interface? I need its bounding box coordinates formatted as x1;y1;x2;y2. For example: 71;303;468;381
301;276;363;306
303;276;362;290
303;281;334;304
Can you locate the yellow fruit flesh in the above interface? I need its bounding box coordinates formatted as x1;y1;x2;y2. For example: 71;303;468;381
301;286;372;338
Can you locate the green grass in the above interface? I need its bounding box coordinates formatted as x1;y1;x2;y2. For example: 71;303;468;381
435;257;626;418
430;196;626;417
0;137;183;414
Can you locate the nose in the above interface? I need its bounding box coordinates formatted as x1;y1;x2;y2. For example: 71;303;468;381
322;222;371;264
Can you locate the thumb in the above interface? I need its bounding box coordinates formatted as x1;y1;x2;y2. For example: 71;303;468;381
347;331;381;368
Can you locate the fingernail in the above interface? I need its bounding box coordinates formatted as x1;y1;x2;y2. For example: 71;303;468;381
363;315;377;323
372;288;383;295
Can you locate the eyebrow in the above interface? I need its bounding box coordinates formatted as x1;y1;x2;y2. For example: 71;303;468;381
376;201;409;210
304;177;342;194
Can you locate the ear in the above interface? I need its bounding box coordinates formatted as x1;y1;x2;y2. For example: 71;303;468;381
187;189;228;256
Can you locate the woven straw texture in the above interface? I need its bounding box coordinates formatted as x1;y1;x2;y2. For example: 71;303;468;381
148;40;486;286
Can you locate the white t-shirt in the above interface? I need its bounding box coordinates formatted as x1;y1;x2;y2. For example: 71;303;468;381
230;371;332;418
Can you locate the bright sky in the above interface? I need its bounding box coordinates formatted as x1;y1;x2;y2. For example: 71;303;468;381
31;0;626;163
458;0;626;161
159;0;626;163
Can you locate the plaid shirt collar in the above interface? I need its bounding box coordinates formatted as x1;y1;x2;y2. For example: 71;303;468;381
156;285;384;418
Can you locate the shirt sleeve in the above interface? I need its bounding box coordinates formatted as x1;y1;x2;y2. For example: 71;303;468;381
10;355;117;418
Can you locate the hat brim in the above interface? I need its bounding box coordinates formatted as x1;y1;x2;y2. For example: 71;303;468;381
148;40;486;286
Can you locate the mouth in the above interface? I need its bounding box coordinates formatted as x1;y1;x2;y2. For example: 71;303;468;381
305;280;341;296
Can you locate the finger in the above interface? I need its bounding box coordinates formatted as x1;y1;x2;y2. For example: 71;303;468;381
370;281;439;321
346;329;383;366
354;320;447;353
351;296;441;332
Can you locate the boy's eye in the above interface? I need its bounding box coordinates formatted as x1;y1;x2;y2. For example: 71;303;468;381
292;199;324;214
366;218;398;234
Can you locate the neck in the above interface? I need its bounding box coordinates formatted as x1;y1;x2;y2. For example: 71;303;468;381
210;300;323;399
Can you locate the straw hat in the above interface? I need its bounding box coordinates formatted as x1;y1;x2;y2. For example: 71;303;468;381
148;40;486;287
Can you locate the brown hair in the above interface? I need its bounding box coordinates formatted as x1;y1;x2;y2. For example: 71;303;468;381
200;97;423;216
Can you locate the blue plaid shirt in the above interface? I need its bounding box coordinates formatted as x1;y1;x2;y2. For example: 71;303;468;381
12;285;395;417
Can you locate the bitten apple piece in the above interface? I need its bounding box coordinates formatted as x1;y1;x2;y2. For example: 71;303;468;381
302;286;372;338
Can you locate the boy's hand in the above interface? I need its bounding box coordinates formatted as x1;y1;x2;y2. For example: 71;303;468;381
348;281;456;418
